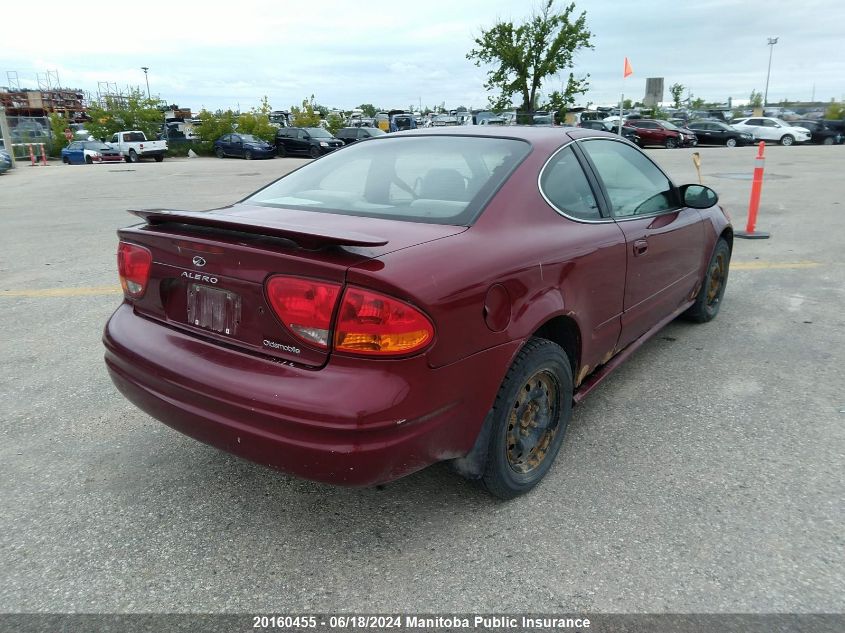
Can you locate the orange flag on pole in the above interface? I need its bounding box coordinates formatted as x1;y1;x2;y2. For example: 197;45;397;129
623;57;633;78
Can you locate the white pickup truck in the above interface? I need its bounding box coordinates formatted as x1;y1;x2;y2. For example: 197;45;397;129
108;131;167;163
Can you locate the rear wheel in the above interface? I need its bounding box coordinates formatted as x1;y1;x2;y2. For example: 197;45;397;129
128;149;139;163
62;156;70;164
309;146;321;159
276;144;286;157
684;238;731;323
665;137;678;149
780;134;794;146
154;154;164;162
822;136;834;145
725;137;738;148
481;338;572;499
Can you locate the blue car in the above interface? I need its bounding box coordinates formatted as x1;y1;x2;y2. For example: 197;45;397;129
61;141;123;165
213;133;275;159
0;148;12;174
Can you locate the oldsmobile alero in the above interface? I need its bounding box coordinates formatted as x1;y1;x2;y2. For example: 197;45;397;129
103;126;732;498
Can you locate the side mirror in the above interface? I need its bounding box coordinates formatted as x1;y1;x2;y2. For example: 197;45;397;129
680;184;719;209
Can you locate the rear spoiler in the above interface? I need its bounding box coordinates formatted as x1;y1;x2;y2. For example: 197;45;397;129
128;209;389;248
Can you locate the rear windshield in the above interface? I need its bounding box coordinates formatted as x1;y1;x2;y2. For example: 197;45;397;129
123;132;145;142
246;135;530;225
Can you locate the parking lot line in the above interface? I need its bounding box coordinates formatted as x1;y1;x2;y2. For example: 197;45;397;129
0;261;823;299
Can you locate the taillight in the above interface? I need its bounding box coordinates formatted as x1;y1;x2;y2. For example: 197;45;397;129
335;287;434;356
117;242;152;299
265;276;341;349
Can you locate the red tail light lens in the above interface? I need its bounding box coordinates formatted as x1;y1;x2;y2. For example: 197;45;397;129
335;287;434;356
117;242;152;299
265;276;341;349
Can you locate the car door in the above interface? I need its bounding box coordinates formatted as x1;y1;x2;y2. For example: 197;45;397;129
578;138;705;348
68;142;85;164
218;134;230;155
635;121;659;145
230;134;244;157
693;123;714;143
742;118;766;140
539;144;627;375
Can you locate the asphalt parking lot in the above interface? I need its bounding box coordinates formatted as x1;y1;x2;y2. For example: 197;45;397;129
1;145;843;614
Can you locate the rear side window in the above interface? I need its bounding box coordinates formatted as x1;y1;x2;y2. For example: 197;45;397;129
539;146;601;221
246;136;530;225
579;139;677;218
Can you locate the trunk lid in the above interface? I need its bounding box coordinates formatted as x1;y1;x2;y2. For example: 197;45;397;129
120;203;466;367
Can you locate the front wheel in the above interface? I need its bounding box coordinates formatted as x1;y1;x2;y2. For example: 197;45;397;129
244;150;253;160
665;137;678;149
684;238;731;323
309;146;321;159
128;149;139;163
780;134;794;146
85;156;93;164
725;137;738;148
62;156;70;164
215;147;225;159
481;338;572;499
276;144;286;157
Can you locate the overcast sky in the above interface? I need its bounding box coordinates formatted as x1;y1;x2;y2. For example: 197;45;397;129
4;0;843;112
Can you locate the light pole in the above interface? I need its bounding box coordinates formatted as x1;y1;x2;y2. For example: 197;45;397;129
140;66;151;100
763;37;778;108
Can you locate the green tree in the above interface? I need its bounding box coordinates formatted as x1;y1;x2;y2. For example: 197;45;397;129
467;0;593;112
622;98;633;109
85;88;164;140
290;96;322;127
669;83;685;108
749;90;763;108
826;102;844;119
326;113;345;135
691;97;705;109
357;103;377;117
48;113;71;156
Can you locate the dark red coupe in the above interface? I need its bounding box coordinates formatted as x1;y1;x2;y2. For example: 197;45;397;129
104;127;732;498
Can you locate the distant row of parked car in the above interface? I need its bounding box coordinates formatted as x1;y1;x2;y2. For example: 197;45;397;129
212;126;387;160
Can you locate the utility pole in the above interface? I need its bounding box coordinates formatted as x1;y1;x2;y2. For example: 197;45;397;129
140;67;151;100
763;37;778;107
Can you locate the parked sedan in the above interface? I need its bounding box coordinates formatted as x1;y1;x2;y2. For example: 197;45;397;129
686;121;753;147
624;119;697;148
578;119;642;145
791;120;843;145
104;127;731;499
213;134;275;160
730;117;811;146
61;141;124;165
0;148;11;174
335;126;386;145
275;127;344;158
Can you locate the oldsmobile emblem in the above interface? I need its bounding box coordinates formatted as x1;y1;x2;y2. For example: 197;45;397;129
192;256;207;267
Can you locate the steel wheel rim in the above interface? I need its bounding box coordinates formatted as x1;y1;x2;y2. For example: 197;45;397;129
506;370;560;474
706;252;727;306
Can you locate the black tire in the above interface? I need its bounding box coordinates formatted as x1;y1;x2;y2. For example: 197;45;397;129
276;144;286;157
665;137;678;149
822;136;834;146
62;156;70;164
481;338;573;499
684;238;731;323
128;149;139;163
780;134;794;146
85;156;93;164
244;150;253;160
309;146;321;159
154;154;164;162
725;137;737;148
215;147;225;159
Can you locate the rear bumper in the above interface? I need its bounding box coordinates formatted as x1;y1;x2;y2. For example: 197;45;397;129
103;303;518;486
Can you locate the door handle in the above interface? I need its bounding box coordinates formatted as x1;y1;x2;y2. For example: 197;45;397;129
633;239;649;256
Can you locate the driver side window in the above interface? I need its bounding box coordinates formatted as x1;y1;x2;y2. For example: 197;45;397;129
579;139;677;218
